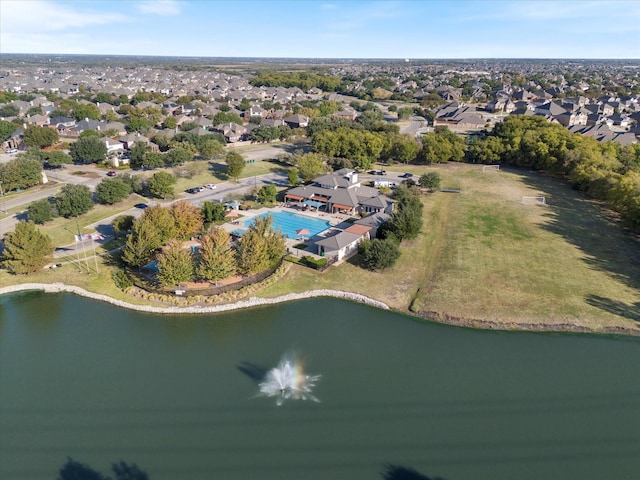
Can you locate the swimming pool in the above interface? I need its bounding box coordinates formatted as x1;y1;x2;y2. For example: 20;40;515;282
243;210;331;239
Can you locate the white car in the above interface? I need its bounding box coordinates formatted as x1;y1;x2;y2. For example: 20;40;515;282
6;148;18;154
204;184;217;190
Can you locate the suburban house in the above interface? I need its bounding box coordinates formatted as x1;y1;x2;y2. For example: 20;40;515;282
283;114;309;129
284;169;395;215
315;228;366;261
212;122;247;143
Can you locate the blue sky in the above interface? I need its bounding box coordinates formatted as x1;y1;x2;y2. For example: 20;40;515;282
1;0;639;59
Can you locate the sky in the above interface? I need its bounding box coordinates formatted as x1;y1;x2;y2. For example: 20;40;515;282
1;0;639;59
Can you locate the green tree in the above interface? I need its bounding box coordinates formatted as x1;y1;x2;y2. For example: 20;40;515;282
112;214;134;238
73;103;101;121
288;167;300;186
26;198;55;224
419;171;441;191
1;220;53;274
358;237;400;270
163;116;177;129
156;239;195;286
248;213;286;262
199;139;225;158
69;136;107;163
0;119;17;142
201;200;226;225
55;184;94;217
389;187;423;240
0;156;42;191
196;228;237;282
212;111;243;125
122;217;163;268
257;184;277;204
140;205;177;243
141;151;165;169
225;151;245;182
43;150;73;167
297;152;325;182
0;104;20;117
129;142;150;169
148;170;176;199
95;177;131;204
165;145;192;166
23;125;59;148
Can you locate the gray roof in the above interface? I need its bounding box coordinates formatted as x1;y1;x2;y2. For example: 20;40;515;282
315;231;362;250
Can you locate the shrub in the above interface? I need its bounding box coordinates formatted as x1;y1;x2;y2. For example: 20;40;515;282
112;269;133;290
301;255;328;269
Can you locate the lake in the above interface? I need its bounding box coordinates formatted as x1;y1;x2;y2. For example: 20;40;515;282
1;291;639;480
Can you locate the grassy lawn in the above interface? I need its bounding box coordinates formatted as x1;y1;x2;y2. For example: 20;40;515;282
260;163;640;333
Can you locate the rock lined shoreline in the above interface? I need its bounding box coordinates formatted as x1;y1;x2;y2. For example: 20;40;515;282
2;283;638;337
0;283;390;314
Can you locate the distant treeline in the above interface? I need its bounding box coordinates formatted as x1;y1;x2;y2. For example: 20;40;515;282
249;71;343;91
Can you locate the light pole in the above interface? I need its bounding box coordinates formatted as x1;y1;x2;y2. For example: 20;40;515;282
0;181;5;213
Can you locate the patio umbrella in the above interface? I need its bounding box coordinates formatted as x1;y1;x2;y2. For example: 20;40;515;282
295;228;311;239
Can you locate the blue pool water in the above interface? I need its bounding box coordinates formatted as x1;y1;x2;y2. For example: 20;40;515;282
243;210;331;238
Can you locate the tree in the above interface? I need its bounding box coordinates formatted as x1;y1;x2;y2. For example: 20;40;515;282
235;229;269;275
297;152;325;182
23;125;59;148
419;171;441;191
225;151;245;182
0;156;42;192
0;119;16;142
57;457;108;480
288;167;300;186
95;177;131;204
129;142;150;169
27;198;55;224
55;184;94;217
201;200;226;225
156;239;195;286
112;214;134;238
147;170;176;198
257;184;277;204
199;139;225;158
196;227;237;282
165;145;193;166
69;135;107;163
73;103;101;121
1;220;53;274
141;151;165;169
358;237;400;270
170;200;203;238
163;116;177;129
43;150;73;167
248;213;286;262
140;205;177;243
121;216;163;267
0;104;20;117
389;187;423;240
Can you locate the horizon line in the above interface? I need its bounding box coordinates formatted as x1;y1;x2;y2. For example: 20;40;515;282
1;52;639;62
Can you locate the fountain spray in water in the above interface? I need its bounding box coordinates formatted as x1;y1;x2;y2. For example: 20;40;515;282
259;352;321;406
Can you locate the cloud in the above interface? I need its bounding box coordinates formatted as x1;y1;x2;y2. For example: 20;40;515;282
136;0;183;16
0;0;128;33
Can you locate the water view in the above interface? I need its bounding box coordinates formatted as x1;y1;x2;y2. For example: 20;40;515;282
1;292;639;480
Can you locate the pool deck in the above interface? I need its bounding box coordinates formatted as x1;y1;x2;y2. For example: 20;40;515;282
220;205;354;261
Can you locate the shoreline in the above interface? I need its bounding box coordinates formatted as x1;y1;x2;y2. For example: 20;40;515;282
2;283;639;337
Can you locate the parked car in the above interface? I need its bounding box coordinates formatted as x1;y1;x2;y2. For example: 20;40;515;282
5;148;18;154
134;203;149;209
106;171;117;177
204;183;217;190
399;173;413;178
186;186;204;194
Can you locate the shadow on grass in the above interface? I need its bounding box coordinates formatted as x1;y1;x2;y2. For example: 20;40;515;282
585;294;640;322
516;168;640;290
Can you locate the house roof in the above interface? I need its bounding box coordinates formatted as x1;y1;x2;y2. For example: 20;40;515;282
315;231;362;250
